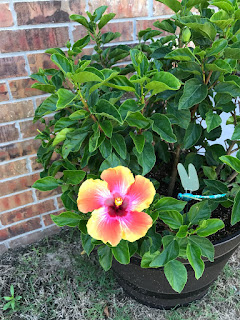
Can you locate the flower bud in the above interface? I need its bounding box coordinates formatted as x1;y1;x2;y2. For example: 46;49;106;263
182;27;191;43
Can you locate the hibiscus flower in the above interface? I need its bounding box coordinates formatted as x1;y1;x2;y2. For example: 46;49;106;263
77;166;155;247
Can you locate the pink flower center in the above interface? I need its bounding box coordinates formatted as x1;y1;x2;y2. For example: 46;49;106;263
105;196;129;218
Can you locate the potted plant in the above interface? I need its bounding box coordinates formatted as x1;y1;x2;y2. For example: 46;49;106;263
32;0;240;309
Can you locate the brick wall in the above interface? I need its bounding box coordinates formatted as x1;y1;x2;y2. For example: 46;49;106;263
0;0;173;254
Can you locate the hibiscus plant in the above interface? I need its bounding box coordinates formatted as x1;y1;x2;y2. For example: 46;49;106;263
32;0;240;293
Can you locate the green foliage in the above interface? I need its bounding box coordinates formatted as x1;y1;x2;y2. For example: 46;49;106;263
2;285;22;311
31;2;240;295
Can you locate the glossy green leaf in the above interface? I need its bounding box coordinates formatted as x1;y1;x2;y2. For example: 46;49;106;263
129;132;145;153
215;82;240;97
99;120;113;138
81;233;95;256
231;124;240;140
155;197;186;212
56;88;76;110
70;14;89;27
176;225;189;238
205;60;232;74
111;134;127;159
99;139;112;158
99;153;122;172
112;240;130;264
141;251;160;268
206;110;222;133
151;114;177;143
98;246;113;271
158;210;183;229
187;201;211;225
119;99;143;122
165;47;196;61
156;0;181;12
62;130;88;158
71;70;103;83
106;75;135;92
69;110;89;120
220;155;240;173
145;71;181;95
164;260;188;293
134;142;156;175
204;179;228;194
183;123;202;149
51;54;73;73
189;235;215;262
51;211;81;227
63;170;86;185
206;38;228;57
98;13;115;29
126;112;150;129
186;242;205;279
196;219;225;237
52;128;74;146
31;83;55;93
178;79;208;110
32;176;61;191
150;236;179;267
95;99;123;123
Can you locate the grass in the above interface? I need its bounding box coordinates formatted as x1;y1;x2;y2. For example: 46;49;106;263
0;228;240;320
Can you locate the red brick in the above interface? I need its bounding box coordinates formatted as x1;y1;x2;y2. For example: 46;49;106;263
0;4;13;27
0;56;27;79
0;173;39;197
73;21;133;44
20;120;45;139
0;218;42;241
15;0;85;25
8;224;60;249
136;19;166;35
0;139;40;161
0;159;28;180
0;243;7;255
28;52;57;73
0;83;9;102
88;0;148;18
153;1;178;16
0;229;9;242
0;191;33;212
1;199;55;225
0;124;19;143
0;27;69;53
57;196;64;209
9;78;44;99
36;187;62;200
0;100;34;123
30;156;43;171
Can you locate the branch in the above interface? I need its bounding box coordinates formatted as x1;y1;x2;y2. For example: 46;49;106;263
216;141;236;175
168;145;181;196
227;171;238;183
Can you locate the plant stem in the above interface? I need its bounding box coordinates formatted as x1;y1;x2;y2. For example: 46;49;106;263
168;145;181;196
227;171;238;183
216;141;236;175
205;70;213;85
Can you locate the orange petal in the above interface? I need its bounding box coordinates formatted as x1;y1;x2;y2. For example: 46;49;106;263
120;211;153;242
127;175;156;212
77;179;111;213
101;166;135;196
87;207;122;246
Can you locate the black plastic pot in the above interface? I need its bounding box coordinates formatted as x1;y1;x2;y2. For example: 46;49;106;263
112;231;240;309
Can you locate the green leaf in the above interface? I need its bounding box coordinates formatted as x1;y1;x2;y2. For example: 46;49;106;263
69;110;89;120
32;176;61;191
149;236;179;267
215;82;240;97
189;236;215;262
210;10;234;29
165;47;196;61
94;6;108;21
129;132;145;153
231;189;240;225
179;16;216;41
51;211;82;227
146;71;181;95
183;123;202;149
187;201;211;225
81;233;95;256
52;128;74;146
56;88;76;110
106;75;135;92
156;0;181;12
51;53;73;73
98;13;115;29
134;142;156;175
10;285;14;296
205;60;232;74
153;19;176;33
151;114;177;143
94;99;122;123
158;210;183;229
99;120;113;138
206;38;228;57
176;225;188;238
210;0;234;13
112;240;130;264
98;246;113;271
72;35;90;50
54;118;78;132
63;170;86;185
99;139;112;158
164;260;188;293
71;70;103;83
99;153;122;172
196;219;225;237
141;251;160;268
204;179;228;194
111;134;127;159
119;99;143;122
89;124;100;153
155;197;186;212
31;83;55;93
186;242;205;279
34;94;57;120
220;155;240;173
70;14;89;28
186;0;206;7
202;166;217;180
206;110;222;133
178;79;208;110
232;124;240;140
62;130;88;158
126;112;150;129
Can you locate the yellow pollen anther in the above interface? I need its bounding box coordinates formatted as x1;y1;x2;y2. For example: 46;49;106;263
115;197;123;207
